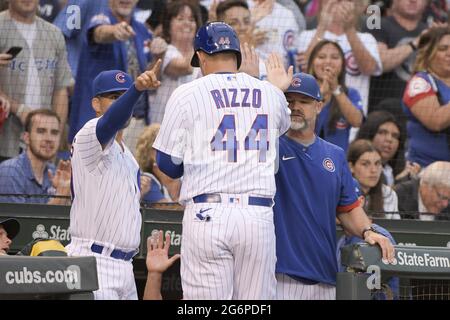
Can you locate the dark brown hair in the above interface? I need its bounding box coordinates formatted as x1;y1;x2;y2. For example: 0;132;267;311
25;109;60;133
162;1;202;43
356;110;406;177
307;40;347;134
347;139;384;213
216;0;249;20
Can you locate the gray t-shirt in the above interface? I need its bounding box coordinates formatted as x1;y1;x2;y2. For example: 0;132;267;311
0;11;73;158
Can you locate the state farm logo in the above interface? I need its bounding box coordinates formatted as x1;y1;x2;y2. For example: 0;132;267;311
150;229;181;246
382;252;450;268
32;224;71;241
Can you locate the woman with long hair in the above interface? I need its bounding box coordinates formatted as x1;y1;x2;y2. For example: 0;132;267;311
347;139;400;219
402;26;450;167
356;110;421;186
307;39;363;151
148;1;201;124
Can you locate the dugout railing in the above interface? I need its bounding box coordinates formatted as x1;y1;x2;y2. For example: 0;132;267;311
1;202;450;299
337;243;450;300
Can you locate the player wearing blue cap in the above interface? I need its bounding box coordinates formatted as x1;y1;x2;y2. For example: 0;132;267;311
66;62;161;300
274;72;395;300
154;22;293;299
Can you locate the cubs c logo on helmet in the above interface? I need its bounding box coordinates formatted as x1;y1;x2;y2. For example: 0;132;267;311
291;78;302;87
323;158;335;172
116;72;126;83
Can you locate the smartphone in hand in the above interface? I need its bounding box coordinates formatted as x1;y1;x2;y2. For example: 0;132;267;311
5;46;23;59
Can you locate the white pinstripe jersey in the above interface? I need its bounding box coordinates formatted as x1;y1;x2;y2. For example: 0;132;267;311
153;72;291;203
69;118;141;250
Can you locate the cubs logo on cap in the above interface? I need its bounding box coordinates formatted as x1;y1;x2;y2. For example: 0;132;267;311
286;72;323;101
116;72;126;84
93;70;133;97
291;78;302;87
322;158;335;172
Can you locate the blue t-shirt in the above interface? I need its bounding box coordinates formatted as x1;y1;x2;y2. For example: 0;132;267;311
68;8;152;142
141;174;166;204
54;0;109;77
402;71;450;166
0;152;56;204
315;87;363;152
336;224;399;300
274;135;359;285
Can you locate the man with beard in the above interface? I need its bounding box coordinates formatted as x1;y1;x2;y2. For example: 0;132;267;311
67;65;161;300
0;109;71;205
273;72;395;300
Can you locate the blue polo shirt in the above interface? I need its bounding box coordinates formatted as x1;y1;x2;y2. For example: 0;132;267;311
315;87;363;153
336;224;399;300
402;71;450;167
68;8;152;142
274;135;359;285
0;152;55;204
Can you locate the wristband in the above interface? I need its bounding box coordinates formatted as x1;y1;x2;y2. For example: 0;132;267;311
362;226;377;239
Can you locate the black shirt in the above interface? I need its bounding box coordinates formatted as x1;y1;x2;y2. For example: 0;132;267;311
363;16;427;111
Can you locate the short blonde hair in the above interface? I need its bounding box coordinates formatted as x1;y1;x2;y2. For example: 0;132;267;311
135;123;161;172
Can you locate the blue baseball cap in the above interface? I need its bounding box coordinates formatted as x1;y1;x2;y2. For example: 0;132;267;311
93;70;133;97
285;72;322;101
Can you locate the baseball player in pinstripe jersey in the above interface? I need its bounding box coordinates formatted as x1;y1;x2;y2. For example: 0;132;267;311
274;72;395;300
66;61;161;300
153;22;293;300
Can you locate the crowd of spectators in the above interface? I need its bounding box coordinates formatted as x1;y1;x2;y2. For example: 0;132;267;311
0;0;449;218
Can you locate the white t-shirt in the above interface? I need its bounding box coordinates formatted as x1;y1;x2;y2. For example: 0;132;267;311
148;44;201;124
382;184;401;219
298;30;382;115
383;164;394;186
249;1;300;67
14;20;41;110
153;72;291;203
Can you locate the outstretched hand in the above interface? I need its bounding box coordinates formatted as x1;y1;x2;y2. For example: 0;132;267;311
265;53;293;92
48;160;72;196
146;230;180;274
239;42;260;78
135;59;162;91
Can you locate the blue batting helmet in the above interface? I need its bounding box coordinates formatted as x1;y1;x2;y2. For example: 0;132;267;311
190;22;241;68
285;73;323;101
